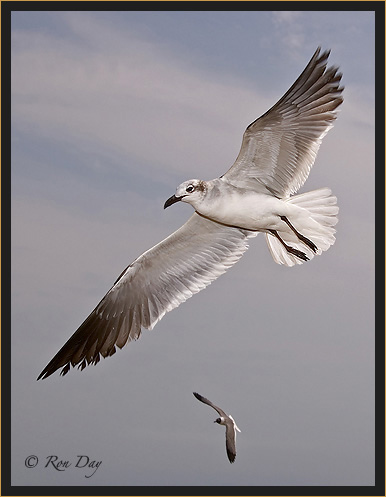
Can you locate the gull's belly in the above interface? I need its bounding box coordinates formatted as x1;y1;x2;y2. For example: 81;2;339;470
198;193;288;231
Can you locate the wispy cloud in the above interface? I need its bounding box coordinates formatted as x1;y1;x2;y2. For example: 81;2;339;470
271;11;305;57
12;14;272;183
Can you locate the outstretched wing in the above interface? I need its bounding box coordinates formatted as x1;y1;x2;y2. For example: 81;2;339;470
222;47;343;198
224;422;237;464
38;214;256;379
193;392;227;418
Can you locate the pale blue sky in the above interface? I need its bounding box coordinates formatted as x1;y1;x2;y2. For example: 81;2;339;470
11;8;376;488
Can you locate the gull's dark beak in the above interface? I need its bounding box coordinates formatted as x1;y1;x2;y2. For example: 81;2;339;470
164;194;182;209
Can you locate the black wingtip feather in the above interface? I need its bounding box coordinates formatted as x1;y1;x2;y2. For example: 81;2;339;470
227;447;236;464
193;392;203;402
60;363;71;376
78;358;87;371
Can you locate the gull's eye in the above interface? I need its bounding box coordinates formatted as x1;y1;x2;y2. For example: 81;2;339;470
186;185;195;193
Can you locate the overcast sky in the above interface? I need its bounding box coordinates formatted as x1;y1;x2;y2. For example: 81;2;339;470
11;8;375;489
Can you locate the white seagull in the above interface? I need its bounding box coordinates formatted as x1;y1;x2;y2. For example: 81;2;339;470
193;392;241;464
38;47;343;380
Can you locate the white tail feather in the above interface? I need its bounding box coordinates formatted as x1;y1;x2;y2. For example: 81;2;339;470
266;188;338;267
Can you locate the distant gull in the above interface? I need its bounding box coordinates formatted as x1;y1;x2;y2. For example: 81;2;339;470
38;47;343;380
193;392;241;464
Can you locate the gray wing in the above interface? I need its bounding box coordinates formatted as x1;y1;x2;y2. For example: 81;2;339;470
38;214;256;379
193;392;227;418
222;47;344;198
224;421;237;464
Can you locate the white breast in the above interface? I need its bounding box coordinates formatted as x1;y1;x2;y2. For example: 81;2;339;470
197;187;285;232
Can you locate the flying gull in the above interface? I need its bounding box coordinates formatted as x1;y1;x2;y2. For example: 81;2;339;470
38;47;343;380
193;392;241;463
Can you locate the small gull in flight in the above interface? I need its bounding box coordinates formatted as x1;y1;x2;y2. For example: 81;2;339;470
193;392;241;464
38;47;343;380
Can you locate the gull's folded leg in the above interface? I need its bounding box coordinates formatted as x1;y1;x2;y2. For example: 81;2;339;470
268;229;309;262
280;216;318;253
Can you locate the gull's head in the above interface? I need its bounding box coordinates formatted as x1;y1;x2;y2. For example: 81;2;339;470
164;179;206;209
214;417;225;426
